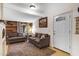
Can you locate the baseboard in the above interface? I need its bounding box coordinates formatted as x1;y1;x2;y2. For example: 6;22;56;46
53;47;71;55
48;46;71;55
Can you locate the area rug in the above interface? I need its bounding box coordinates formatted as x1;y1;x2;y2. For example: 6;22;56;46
7;42;55;56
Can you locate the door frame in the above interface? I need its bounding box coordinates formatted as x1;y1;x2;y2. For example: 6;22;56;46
53;11;72;54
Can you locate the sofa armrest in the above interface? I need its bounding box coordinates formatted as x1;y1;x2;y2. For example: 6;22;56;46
39;37;50;45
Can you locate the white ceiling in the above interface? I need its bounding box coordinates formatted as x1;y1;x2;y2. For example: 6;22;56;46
11;3;47;13
4;3;47;17
3;3;79;22
4;3;78;16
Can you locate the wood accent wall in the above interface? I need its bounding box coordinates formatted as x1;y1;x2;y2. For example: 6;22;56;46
76;17;79;34
6;21;17;33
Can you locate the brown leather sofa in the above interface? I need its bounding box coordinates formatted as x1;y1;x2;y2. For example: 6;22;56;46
29;33;50;49
6;32;27;44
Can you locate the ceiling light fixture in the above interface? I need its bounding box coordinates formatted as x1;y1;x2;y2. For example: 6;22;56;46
29;4;37;9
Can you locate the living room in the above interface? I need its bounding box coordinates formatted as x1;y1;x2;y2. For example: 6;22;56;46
0;3;79;56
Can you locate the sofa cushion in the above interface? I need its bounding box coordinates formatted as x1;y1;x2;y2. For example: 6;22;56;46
30;37;40;42
32;34;35;37
7;32;18;37
45;34;49;37
37;34;40;38
34;38;41;42
37;33;42;38
8;36;26;40
35;33;38;37
18;33;23;36
30;37;36;40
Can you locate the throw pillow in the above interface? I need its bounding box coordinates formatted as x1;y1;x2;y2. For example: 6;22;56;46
40;35;45;39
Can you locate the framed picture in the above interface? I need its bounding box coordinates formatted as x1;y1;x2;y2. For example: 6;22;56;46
39;17;48;28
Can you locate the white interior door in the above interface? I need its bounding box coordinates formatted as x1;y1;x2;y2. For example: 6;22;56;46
53;12;72;53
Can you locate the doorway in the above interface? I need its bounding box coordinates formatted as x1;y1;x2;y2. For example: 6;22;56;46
53;12;72;53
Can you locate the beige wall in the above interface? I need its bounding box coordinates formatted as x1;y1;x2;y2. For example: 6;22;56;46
33;3;74;47
71;4;79;56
